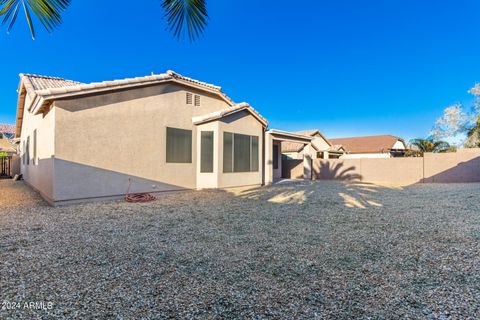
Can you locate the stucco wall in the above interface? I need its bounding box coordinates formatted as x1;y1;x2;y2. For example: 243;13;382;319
19;103;56;202
281;159;303;179
424;149;480;183
217;111;264;188
53;83;232;201
306;149;480;184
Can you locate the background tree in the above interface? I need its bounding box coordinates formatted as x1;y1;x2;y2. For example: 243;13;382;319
464;85;480;147
431;85;480;147
409;138;452;156
1;0;208;40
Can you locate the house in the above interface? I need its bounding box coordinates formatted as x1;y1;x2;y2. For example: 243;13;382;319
281;129;346;160
329;135;407;158
0;124;16;154
15;71;314;205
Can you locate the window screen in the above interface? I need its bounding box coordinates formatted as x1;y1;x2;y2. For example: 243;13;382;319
251;136;259;172
273;144;279;169
33;129;37;165
234;134;251;172
26;136;30;165
223;132;233;173
201;131;214;173
223;132;259;173
166;127;192;163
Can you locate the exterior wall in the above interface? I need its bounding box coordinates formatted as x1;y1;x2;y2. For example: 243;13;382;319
311;135;330;154
282;151;303;160
282;159;303;179
392;140;406;150
53;83;232;202
341;153;391;159
196;121;220;189
19;96;56;202
424;149;480;183
217;111;264;188
10;155;21;177
303;148;480;185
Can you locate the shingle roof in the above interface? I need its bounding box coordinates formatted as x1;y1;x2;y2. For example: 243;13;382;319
329;135;405;154
0;124;15;134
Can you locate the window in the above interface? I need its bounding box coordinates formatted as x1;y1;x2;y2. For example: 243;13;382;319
186;92;193;105
273;144;279;169
194;95;201;107
22;141;25;165
26;136;30;165
33;129;37;165
223;132;259;173
200;131;214;173
166;127;192;163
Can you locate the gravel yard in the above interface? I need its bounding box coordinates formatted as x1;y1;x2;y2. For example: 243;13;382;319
1;179;479;319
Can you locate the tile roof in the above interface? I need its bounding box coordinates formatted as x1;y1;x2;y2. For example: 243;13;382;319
329;135;405;154
23;70;233;106
0;124;15;134
281;129;331;153
21;74;83;91
328;144;345;152
192;102;268;127
0;139;16;153
294;129;321;136
281;141;305;153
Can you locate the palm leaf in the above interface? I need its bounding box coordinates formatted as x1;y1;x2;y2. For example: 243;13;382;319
0;0;71;39
161;0;208;41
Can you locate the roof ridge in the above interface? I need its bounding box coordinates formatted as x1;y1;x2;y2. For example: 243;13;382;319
20;73;82;83
331;134;399;139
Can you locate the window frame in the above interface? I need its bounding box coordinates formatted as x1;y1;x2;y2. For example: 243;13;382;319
200;131;214;173
223;132;259;173
166;127;193;164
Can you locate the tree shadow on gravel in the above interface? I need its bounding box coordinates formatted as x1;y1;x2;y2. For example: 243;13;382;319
229;179;398;209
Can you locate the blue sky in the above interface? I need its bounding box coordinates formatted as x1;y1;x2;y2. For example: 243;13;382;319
1;0;479;141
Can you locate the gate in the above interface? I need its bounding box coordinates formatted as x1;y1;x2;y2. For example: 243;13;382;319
0;156;11;178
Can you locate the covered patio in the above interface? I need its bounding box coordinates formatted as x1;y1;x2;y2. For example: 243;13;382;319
264;129;314;184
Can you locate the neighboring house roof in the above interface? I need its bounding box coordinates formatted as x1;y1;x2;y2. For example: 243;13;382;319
0;124;15;135
328;144;345;152
329;135;406;154
281;129;332;153
192;102;268;127
15;70;238;137
0;139;16;153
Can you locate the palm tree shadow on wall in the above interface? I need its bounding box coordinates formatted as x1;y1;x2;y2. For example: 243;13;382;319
315;161;363;181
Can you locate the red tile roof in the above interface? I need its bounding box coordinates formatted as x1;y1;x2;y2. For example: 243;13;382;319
0;124;15;134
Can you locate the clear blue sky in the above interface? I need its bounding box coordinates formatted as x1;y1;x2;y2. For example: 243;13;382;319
1;0;479;141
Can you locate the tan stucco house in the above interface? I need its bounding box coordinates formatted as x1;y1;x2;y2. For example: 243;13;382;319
329;135;407;159
15;71;313;205
282;129;345;160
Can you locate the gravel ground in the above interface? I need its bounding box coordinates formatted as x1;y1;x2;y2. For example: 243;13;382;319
0;179;479;319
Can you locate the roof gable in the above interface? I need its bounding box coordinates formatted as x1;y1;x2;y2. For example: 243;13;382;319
192;103;268;127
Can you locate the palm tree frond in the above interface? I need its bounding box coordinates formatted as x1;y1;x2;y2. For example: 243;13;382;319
161;0;208;41
0;0;71;39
